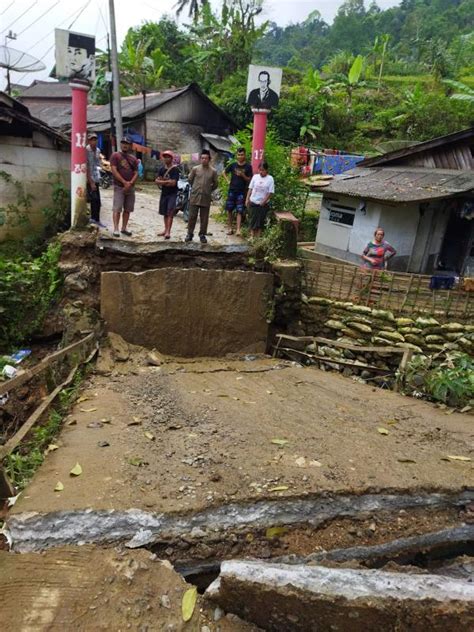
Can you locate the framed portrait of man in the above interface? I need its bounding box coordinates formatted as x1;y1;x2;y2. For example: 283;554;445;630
246;65;283;110
55;29;96;83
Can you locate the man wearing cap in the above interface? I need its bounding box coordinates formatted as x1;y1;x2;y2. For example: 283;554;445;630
110;136;139;237
186;150;218;244
86;133;105;227
155;150;179;240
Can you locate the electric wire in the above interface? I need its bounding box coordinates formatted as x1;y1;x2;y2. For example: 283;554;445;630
0;1;15;17
0;1;39;36
16;1;61;38
14;0;93;84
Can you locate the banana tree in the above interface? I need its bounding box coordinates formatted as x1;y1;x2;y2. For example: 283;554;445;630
443;79;474;103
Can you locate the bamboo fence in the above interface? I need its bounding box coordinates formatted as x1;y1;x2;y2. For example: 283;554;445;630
300;254;473;320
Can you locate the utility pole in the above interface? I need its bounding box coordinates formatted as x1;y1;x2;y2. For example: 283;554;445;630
107;34;116;153
108;0;123;144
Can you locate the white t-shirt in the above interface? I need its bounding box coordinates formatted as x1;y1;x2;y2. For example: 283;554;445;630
249;174;275;205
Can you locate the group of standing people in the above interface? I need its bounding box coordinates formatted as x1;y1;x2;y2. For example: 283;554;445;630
86;135;275;242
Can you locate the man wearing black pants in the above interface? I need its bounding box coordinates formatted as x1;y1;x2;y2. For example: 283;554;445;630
86;132;105;227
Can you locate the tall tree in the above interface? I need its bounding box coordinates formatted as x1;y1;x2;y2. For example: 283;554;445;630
174;0;209;20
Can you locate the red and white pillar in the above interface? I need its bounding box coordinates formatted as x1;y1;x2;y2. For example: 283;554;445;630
251;108;270;174
69;81;90;228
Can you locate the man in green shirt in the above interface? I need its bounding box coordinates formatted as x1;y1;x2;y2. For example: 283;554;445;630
185;150;218;244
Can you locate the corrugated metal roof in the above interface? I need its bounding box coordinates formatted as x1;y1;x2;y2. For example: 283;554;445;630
310;167;474;202
17;80;72;99
362;127;474;167
87;86;189;123
0;92;70;146
201;133;234;152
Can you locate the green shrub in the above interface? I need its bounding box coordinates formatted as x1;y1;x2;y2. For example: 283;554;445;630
0;242;62;350
405;352;474;408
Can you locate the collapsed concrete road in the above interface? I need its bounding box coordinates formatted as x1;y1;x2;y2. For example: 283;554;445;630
206;560;474;631
0;546;260;632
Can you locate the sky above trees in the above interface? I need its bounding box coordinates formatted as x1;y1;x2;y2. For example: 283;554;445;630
0;0;400;88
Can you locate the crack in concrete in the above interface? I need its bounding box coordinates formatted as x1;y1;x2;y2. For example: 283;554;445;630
5;489;473;553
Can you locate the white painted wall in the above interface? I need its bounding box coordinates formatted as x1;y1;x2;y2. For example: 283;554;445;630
0;140;70;241
315;194;381;264
315;194;424;271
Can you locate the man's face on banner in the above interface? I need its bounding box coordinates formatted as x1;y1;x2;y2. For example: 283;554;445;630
66;45;94;79
258;72;269;90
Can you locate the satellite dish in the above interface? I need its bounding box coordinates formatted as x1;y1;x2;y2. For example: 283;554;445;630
0;45;46;95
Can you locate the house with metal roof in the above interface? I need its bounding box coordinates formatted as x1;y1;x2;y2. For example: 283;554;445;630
0;91;70;242
17;81;237;160
312;128;474;276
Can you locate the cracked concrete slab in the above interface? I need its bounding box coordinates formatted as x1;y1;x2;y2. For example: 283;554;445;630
206;560;474;631
0;546;259;632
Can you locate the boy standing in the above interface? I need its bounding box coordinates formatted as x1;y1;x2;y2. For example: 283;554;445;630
246;162;275;239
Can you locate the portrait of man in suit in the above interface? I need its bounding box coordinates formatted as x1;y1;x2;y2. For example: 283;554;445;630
247;70;280;109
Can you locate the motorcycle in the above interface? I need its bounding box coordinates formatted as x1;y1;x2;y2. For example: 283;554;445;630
99;157;113;189
99;167;113;189
175;175;191;223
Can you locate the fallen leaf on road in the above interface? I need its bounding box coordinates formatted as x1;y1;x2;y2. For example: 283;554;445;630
80;407;97;413
295;456;306;467
217;394;229;397
266;526;288;539
144;431;155;441
54;482;64;492
87;422;103;429
386;419;398;425
77;396;90;403
266;390;273;395
70;463;82;476
397;458;416;463
446;455;471;462
182;586;198;622
460;405;472;414
101;418;112;424
309;460;322;467
128;457;144;467
243;401;256;404
67;419;77;426
377;427;389;435
269;485;289;492
47;444;59;452
236;377;244;380
232;397;240;401
98;440;110;448
271;439;288;446
127;418;142;426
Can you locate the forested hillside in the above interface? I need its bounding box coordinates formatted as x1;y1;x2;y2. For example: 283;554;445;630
90;0;474;154
255;0;474;77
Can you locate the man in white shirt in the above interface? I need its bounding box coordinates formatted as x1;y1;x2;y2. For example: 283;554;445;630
245;162;275;238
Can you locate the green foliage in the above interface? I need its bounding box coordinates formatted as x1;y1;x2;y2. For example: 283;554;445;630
405;352;474;408
0;170;33;230
249;222;285;264
4;368;87;490
0;243;62;350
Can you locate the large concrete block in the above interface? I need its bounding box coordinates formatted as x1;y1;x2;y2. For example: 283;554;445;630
206;560;474;631
101;268;273;357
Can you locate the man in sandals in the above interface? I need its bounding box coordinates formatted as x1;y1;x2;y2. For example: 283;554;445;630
223;147;252;236
110;136;139;237
155;149;179;240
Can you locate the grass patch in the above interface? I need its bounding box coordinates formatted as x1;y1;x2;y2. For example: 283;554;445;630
4;363;90;491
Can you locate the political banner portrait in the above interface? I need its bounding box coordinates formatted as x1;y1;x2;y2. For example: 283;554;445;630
246;65;282;110
55;29;96;83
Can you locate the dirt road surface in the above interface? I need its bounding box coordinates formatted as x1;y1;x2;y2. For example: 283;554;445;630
97;185;240;245
11;355;472;518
